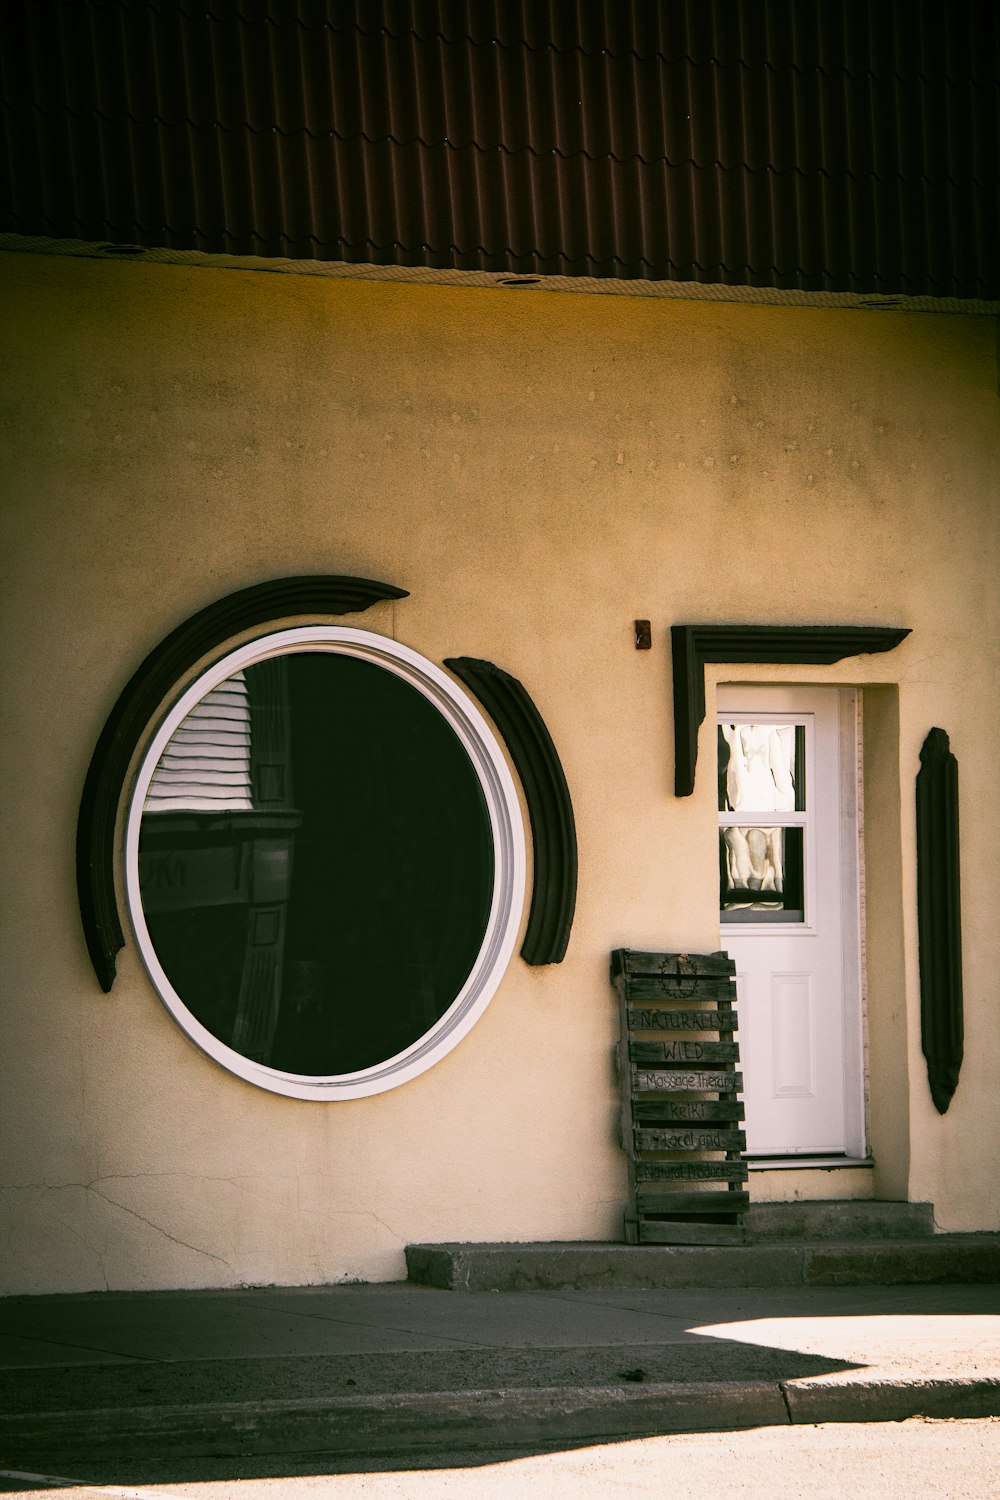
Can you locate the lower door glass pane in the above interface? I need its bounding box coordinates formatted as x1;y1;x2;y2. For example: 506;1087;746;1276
720;826;804;923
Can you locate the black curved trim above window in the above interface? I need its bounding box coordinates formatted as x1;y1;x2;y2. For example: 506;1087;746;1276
671;624;911;797
444;657;577;966
916;727;964;1114
78;575;408;991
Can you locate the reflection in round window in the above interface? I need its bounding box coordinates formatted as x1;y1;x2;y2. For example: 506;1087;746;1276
126;629;526;1099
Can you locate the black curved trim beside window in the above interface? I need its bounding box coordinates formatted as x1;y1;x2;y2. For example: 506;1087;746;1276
444;657;577;966
78;575;408;991
671;624;911;797
916;727;964;1114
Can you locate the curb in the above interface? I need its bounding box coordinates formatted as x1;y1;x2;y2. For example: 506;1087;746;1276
3;1379;999;1463
782;1377;1000;1423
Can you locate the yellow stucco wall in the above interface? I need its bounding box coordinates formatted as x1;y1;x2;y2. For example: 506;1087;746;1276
1;250;997;1292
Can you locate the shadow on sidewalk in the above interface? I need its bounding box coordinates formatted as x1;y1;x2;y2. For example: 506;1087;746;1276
0;1337;861;1485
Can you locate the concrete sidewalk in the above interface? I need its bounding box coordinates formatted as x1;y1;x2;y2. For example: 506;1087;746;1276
2;1281;999;1467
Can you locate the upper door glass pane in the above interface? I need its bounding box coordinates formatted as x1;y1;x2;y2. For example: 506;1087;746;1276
718;723;805;814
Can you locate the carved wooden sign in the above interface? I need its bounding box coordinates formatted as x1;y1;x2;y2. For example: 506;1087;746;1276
634;1099;744;1124
633;1069;744;1093
632;1039;740;1064
635;1161;746;1182
629;1008;728;1031
636;1128;745;1152
611;948;748;1245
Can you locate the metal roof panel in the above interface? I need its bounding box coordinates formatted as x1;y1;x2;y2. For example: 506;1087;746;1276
2;0;997;296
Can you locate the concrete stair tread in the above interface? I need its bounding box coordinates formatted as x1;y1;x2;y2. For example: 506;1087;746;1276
406;1232;1000;1291
742;1200;936;1240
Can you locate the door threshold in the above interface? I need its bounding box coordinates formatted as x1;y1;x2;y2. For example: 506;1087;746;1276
747;1156;874;1171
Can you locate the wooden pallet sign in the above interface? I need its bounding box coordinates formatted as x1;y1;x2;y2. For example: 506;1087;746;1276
611;948;748;1245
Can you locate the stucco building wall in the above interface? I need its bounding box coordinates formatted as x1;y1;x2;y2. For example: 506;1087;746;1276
1;250;997;1293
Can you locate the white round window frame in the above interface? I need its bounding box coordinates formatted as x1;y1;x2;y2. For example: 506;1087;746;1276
124;626;527;1100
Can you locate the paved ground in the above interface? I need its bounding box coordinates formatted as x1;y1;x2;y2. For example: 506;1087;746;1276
1;1282;999;1468
4;1418;1000;1498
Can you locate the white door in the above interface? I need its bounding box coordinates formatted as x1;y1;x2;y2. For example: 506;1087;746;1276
717;686;864;1158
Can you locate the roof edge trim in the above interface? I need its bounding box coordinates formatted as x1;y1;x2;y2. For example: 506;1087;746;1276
3;235;998;316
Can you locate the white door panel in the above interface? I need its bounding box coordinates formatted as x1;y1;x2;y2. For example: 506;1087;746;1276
771;972;815;1099
718;687;861;1158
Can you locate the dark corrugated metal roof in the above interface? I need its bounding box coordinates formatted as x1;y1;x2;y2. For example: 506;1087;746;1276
2;0;997;296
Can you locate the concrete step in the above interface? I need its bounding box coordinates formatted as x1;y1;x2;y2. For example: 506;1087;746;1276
406;1234;1000;1292
745;1200;935;1241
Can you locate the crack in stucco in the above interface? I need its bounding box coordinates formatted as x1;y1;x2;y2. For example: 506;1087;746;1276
0;1179;233;1275
364;1210;404;1243
86;1185;233;1271
0;1199;21;1262
292;1174;406;1245
323;1206;405;1244
52;1214;111;1291
1;1177;406;1283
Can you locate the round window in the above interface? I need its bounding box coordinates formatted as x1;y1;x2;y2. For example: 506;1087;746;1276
125;628;526;1099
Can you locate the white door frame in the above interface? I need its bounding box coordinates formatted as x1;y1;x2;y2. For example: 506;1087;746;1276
717;684;867;1161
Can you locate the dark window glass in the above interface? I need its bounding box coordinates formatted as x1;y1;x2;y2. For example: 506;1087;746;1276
138;652;495;1075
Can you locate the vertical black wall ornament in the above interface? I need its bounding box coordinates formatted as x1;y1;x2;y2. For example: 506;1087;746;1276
444;657;577;966
916;727;964;1113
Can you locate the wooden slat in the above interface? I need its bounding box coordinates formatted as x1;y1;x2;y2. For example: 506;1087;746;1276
636;1190;750;1215
619;950;736;979
632;1069;743;1094
630;1040;739;1066
633;1099;745;1123
626;1006;733;1031
624;975;736;1002
634;1161;748;1183
635;1127;746;1152
614;948;749;1239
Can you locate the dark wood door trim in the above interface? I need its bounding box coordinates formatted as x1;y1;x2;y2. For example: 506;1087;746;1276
671;624;910;797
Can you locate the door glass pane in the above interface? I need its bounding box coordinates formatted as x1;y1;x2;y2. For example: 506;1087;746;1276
720;826;804;923
718;723;805;813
